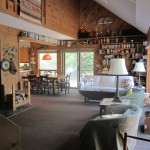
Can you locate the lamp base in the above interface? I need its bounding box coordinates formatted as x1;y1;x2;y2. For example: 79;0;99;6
113;96;122;103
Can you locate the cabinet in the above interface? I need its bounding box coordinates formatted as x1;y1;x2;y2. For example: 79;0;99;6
20;47;29;62
12;81;31;111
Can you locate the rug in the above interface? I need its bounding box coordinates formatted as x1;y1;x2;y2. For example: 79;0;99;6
19;0;42;24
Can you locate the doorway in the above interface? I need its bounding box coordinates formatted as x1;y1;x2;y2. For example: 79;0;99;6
64;52;94;88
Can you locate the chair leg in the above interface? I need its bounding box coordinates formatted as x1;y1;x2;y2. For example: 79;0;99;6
123;132;128;150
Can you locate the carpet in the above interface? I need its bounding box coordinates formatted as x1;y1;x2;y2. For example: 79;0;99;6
8;89;150;150
9;89;100;150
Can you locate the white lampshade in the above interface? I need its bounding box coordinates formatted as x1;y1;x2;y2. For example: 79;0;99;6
133;62;146;72
109;58;128;75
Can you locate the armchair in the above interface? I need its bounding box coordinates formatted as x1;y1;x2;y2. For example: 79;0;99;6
80;104;142;150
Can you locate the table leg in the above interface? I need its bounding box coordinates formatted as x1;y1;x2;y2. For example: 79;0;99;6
99;105;107;116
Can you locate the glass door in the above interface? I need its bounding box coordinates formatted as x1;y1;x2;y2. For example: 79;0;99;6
80;52;94;86
64;52;94;88
65;53;78;88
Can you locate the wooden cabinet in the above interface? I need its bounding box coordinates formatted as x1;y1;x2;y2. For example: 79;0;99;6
20;47;29;62
12;81;31;111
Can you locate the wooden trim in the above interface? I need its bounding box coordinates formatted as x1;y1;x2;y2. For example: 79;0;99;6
19;37;58;46
146;48;150;92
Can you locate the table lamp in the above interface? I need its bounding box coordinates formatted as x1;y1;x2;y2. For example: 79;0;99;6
109;58;128;102
133;62;146;87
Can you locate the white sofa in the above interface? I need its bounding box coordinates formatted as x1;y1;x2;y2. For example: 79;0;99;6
80;75;134;92
79;75;134;101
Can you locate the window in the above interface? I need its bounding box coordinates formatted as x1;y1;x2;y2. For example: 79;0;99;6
39;53;57;75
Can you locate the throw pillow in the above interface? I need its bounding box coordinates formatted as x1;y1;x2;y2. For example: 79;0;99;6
122;79;134;88
126;89;133;96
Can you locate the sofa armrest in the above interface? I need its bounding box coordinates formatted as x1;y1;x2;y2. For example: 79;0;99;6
120;89;144;108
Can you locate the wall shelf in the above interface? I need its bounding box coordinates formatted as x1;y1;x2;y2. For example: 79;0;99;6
19;37;58;46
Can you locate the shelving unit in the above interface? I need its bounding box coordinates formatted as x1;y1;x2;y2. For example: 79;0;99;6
59;34;146;75
12;81;31;111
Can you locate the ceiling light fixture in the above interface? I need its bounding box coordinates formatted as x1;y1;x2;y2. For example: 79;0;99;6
42;54;52;60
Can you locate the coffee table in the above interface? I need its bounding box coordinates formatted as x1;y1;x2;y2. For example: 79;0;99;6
99;98;129;116
79;88;115;103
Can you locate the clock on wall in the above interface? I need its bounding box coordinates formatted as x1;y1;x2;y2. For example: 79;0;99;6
1;59;10;71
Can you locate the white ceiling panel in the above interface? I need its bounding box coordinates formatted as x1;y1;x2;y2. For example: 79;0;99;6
95;0;150;34
0;12;74;40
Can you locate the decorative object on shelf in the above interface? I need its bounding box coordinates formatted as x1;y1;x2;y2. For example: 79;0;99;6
9;59;17;75
1;58;10;71
97;17;113;25
2;46;17;74
19;0;42;24
29;48;36;66
133;62;146;87
3;46;17;59
42;54;52;60
108;58;128;102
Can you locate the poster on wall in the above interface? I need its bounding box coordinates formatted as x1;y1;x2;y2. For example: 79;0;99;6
19;0;42;24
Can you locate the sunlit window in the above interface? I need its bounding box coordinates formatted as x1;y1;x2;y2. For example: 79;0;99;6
39;53;57;75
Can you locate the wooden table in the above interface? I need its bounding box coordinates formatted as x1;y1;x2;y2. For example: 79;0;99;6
79;88;115;103
99;98;129;116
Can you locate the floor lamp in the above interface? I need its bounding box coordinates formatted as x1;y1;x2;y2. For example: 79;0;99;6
109;58;128;102
133;62;146;87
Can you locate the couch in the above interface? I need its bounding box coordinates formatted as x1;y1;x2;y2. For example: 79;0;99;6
119;88;145;109
79;75;134;101
80;104;142;150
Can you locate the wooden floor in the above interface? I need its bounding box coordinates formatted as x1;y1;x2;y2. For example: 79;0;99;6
135;106;150;150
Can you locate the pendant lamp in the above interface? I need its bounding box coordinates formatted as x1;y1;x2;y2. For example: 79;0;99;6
42;54;52;60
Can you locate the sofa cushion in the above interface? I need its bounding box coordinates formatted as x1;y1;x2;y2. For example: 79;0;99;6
100;76;116;87
122;79;134;88
93;75;101;86
118;76;134;88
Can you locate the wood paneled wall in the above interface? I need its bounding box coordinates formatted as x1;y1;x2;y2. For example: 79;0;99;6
44;0;79;39
79;0;135;36
0;0;140;39
0;25;20;95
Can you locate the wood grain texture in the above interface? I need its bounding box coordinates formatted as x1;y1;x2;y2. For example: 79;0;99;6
45;0;79;39
79;0;135;37
0;25;20;95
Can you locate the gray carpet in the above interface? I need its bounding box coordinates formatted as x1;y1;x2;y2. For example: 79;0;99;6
9;89;100;150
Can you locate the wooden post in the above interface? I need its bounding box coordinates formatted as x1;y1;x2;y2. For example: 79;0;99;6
146;48;150;92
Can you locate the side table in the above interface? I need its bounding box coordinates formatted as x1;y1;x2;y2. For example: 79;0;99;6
99;98;129;116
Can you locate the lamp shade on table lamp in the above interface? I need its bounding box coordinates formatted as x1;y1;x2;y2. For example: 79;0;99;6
133;62;146;87
109;58;128;102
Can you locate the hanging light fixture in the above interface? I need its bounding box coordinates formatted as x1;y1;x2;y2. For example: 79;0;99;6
42;54;52;60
